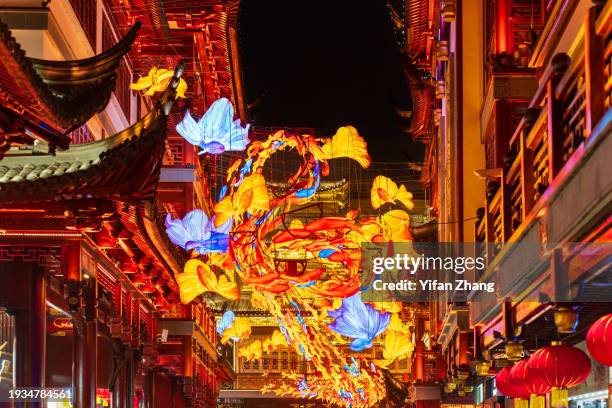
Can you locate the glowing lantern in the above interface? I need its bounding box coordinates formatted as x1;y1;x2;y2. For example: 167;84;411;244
140;283;156;294
273;258;308;277
495;366;529;400
528;342;591;408
444;382;457;393
327;294;390;351
176;98;250;155
586;314;612;366
553;307;579;333
505;340;524;361
129;66;187;99
475;360;491;377
511;359;552;408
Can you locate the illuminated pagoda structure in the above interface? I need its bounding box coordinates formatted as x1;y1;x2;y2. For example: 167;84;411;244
405;0;612;407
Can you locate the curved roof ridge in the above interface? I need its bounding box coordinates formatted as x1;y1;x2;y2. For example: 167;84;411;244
0;61;185;203
0;20;141;148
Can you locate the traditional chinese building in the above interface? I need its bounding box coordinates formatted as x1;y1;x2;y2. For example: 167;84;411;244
417;0;611;407
0;0;244;406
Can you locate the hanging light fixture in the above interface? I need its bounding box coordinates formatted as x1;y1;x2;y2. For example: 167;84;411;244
511;359;552;408
586;314;612;366
495;365;530;408
474;360;491;377
441;0;457;22
437;41;449;61
504;340;524;361
528;342;591;408
553;307;579;333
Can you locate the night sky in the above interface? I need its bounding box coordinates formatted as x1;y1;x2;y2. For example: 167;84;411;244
238;0;425;163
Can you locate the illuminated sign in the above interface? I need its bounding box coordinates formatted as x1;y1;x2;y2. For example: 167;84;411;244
47;317;73;334
53;318;73;330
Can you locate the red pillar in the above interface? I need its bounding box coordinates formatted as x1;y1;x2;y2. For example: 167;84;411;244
413;316;425;382
458;332;470;366
502;300;514;339
73;280;98;408
496;0;509;54
0;261;46;408
19;265;46;407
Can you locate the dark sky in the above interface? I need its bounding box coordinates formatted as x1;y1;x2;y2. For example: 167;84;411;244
238;0;425;162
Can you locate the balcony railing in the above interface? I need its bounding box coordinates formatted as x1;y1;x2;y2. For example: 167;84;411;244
68;123;95;144
475;2;611;252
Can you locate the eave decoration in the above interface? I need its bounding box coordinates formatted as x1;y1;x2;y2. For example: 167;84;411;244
0;21;142;154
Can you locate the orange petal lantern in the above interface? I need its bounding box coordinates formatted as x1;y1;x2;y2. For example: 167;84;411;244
511;359;552;408
586;314;612;366
495;365;530;408
527;342;591;408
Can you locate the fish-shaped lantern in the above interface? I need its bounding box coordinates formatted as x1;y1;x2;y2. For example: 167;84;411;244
176;97;250;155
319;126;371;168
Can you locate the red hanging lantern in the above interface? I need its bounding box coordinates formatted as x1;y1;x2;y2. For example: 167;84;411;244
495;366;529;400
528;342;591;408
495;365;530;408
511;358;552;408
586;314;612;366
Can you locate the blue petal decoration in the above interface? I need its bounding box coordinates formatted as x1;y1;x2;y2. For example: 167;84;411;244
318;249;336;259
218;185;228;201
298;376;317;398
295;162;321;199
327;293;390;352
294;280;316;288
185;232;229;254
165;209;211;249
216;311;235;335
165;210;232;255
176;98;250;155
344;357;360;378
277;317;292;345
241;158;253;175
201;141;226;155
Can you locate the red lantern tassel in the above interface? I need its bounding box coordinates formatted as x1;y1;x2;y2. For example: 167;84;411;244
551;387;568;408
530;395;545;408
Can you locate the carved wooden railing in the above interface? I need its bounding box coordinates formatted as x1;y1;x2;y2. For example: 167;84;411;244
68;123;96;144
475;2;610;252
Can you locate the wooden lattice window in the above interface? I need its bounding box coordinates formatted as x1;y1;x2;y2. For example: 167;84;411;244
69;0;96;47
102;14;132;122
